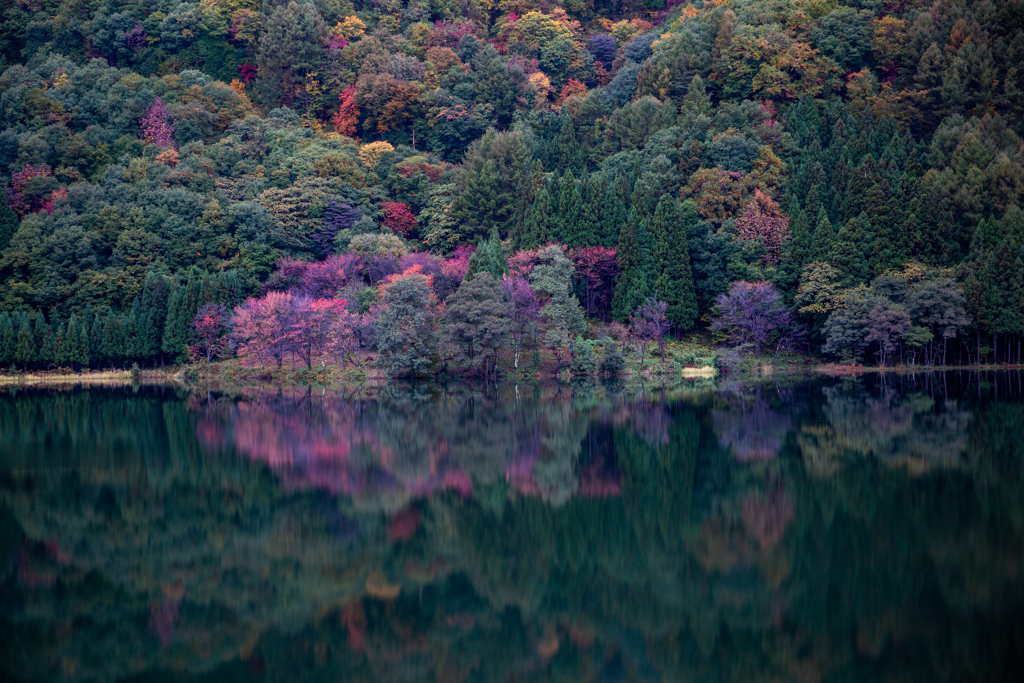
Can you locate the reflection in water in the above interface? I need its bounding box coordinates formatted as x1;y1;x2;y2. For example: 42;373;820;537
0;373;1022;683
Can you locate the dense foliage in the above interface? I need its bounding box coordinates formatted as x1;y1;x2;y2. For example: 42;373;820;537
2;0;1023;370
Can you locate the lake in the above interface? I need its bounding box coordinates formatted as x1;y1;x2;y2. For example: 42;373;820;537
1;372;1022;682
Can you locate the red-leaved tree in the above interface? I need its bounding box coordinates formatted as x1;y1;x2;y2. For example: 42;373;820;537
332;85;359;137
380;201;417;237
140;97;175;149
735;189;790;264
191;303;228;363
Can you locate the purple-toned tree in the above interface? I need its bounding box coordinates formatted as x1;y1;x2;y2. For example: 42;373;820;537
711;281;794;358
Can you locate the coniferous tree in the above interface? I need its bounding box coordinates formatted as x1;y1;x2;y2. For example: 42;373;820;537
830;213;874;286
467;229;508;282
558;171;585;246
648;198;699;330
0;312;14;367
612;214;652;321
66;314;89;369
139;272;170;363
600;181;627;247
15;314;36;370
550;108;583;174
0;192;17;254
102;311;125;369
88;310;104;369
519;186;556;250
33;311;54;367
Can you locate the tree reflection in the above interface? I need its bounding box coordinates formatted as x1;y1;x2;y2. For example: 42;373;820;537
0;375;1021;683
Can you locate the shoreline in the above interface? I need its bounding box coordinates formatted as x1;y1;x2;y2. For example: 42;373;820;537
1;361;1021;390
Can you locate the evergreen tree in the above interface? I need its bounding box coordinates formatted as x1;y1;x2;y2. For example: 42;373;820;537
33;311;54;367
810;209;836;262
0;192;17;254
612;214;652;321
649;198;699;330
162;272;201;362
102;311;125;369
680;75;712;118
518;186;556;250
124;298;142;360
829;213;874;285
0;312;14;367
600;181;627;248
558;171;585;247
88;310;104;369
139;272;171;362
467;229;508;282
15;314;36;370
66;314;89;369
442;272;512;380
53;320;68;367
550;108;583;174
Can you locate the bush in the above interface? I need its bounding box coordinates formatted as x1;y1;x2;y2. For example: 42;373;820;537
599;342;625;377
570;337;597;377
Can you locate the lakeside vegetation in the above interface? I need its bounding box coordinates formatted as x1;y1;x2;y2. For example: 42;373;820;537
2;0;1023;380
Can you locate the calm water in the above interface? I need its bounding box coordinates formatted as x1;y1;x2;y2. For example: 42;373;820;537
1;373;1023;682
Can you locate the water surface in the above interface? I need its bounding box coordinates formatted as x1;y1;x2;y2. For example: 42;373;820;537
1;373;1023;682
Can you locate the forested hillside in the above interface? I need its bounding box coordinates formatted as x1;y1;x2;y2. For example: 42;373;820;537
1;0;1023;372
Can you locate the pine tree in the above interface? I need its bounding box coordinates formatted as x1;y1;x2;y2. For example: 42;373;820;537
829;213;874;285
550;108;583;174
466;229;508;282
649;198;698;330
102;311;125;369
0;312;14;367
34;311;54;367
15;314;36;370
139;272;171;363
54;320;68;367
518;186;555;250
0;192;17;254
558;171;585;246
600;182;627;247
66;314;89;369
612;213;652;321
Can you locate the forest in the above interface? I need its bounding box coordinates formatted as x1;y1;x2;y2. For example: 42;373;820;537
1;0;1023;375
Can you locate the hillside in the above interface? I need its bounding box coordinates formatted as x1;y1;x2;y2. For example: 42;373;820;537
1;0;1023;372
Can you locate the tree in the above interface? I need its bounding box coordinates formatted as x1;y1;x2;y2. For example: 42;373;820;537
15;315;36;370
254;1;329;109
711;281;794;358
331;85;359;137
442;272;511;380
648;198;698;331
140;97;175;149
611;215;651;322
629;298;671;365
282;297;349;370
0;313;14;367
736;189;791;264
381;202;417;238
530;245;585;370
315;201;362;258
466;229;507;282
0;193;17;254
188;304;226;364
231;291;292;369
502;275;541;370
375;270;439;377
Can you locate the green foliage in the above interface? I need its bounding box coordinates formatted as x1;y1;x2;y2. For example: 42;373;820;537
375;273;439;378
